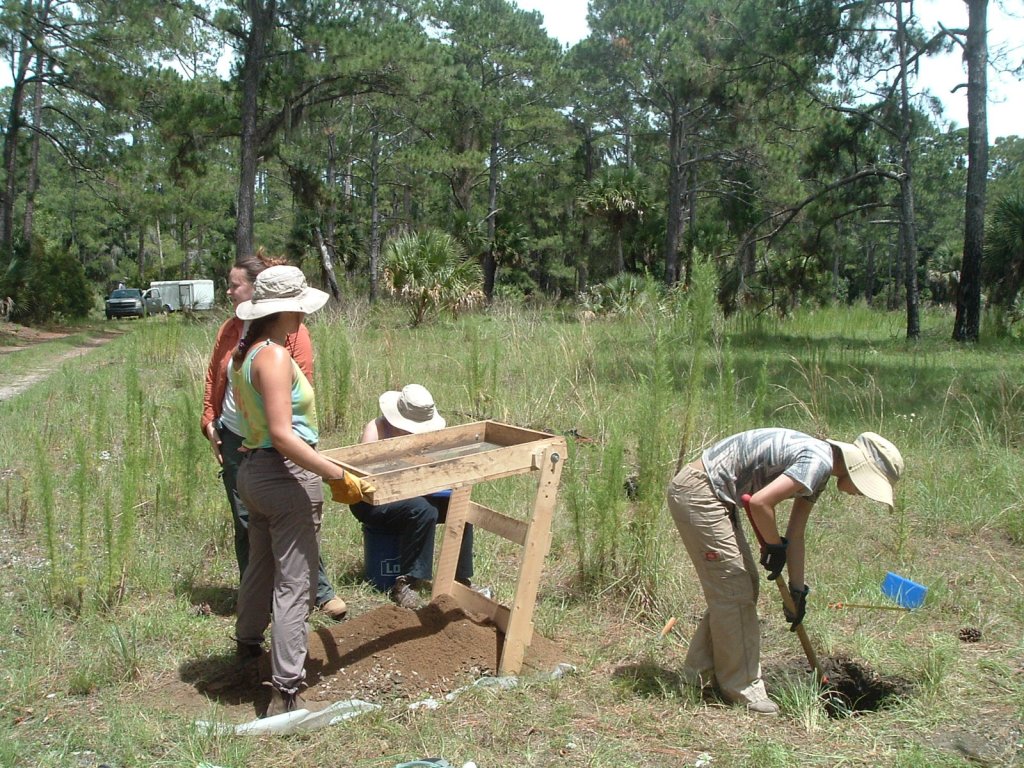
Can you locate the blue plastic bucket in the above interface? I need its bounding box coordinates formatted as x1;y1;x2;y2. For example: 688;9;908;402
881;571;928;609
362;525;403;591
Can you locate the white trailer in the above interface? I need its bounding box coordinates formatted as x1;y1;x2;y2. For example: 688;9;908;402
145;279;216;312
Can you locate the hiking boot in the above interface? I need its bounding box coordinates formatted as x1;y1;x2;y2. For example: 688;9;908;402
316;595;348;620
745;698;780;716
265;688;307;718
390;575;422;610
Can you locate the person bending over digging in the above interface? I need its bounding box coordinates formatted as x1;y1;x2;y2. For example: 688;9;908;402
231;266;373;716
349;384;482;609
666;429;903;716
201;249;348;621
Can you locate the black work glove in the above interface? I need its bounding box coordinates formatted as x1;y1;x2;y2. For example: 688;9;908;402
758;537;788;580
784;584;810;631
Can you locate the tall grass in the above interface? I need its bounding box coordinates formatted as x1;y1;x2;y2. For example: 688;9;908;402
626;323;674;611
35;436;60;606
671;256;720;469
0;466;28;530
311;320;353;434
1;303;1023;767
460;321;501;420
567;429;627;590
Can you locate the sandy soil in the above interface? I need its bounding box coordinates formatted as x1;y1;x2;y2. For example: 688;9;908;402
157;594;573;722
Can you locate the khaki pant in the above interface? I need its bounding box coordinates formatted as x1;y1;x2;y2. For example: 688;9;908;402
667;465;770;706
235;448;322;695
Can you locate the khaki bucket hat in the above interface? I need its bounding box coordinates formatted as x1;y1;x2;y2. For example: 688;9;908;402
379;384;446;434
235;265;329;320
826;432;904;508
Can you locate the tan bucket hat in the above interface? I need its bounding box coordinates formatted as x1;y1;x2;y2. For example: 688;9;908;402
826;432;904;508
235;265;329;320
379;384;446;434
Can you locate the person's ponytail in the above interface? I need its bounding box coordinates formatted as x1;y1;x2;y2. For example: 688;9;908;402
232;316;271;366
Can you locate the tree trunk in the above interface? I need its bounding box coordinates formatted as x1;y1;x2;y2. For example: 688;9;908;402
22;52;45;243
887;240;898;310
137;226;146;284
1;53;31;256
737;237;756;294
865;240;876;306
482;125;501;299
451;123;478;213
235;0;276;262
896;0;921;339
313;224;341;299
663;102;687;285
832;221;842;300
899;175;921;338
952;0;988;343
576;124;595;294
368;129;381;304
1;0;53;256
681;143;698;285
325;129;340;276
344;97;355;203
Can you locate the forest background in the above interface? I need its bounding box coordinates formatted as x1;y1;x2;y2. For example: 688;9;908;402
0;0;1022;341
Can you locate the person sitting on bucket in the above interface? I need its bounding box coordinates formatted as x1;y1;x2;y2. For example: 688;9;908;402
349;384;480;609
666;429;903;715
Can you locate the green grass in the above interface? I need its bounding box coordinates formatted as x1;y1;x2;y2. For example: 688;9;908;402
1;302;1022;767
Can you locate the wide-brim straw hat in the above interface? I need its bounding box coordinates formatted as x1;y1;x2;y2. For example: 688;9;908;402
379;384;446;434
236;265;329;321
826;432;904;508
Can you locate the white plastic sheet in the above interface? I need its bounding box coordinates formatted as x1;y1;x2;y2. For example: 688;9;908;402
195;699;379;736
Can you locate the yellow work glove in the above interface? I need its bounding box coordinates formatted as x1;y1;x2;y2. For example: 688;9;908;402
327;472;376;504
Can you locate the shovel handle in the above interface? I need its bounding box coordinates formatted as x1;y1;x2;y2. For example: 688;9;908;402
740;494;827;685
829;601;910;611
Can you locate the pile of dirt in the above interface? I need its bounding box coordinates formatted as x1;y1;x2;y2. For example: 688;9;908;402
178;594;572;718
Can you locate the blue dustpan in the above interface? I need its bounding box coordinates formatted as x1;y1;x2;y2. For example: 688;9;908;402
882;571;927;609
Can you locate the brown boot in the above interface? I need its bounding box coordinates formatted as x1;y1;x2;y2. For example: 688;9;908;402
266;688;307;718
389;575;422;610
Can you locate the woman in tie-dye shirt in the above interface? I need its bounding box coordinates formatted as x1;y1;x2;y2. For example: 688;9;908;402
230;265;372;718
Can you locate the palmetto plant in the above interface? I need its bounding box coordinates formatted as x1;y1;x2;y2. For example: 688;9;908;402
982;191;1024;317
577;167;649;275
382;229;485;326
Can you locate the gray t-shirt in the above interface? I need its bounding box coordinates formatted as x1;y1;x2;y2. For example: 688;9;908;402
701;428;833;510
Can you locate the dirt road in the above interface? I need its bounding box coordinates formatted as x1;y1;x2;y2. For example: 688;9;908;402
0;321;122;402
